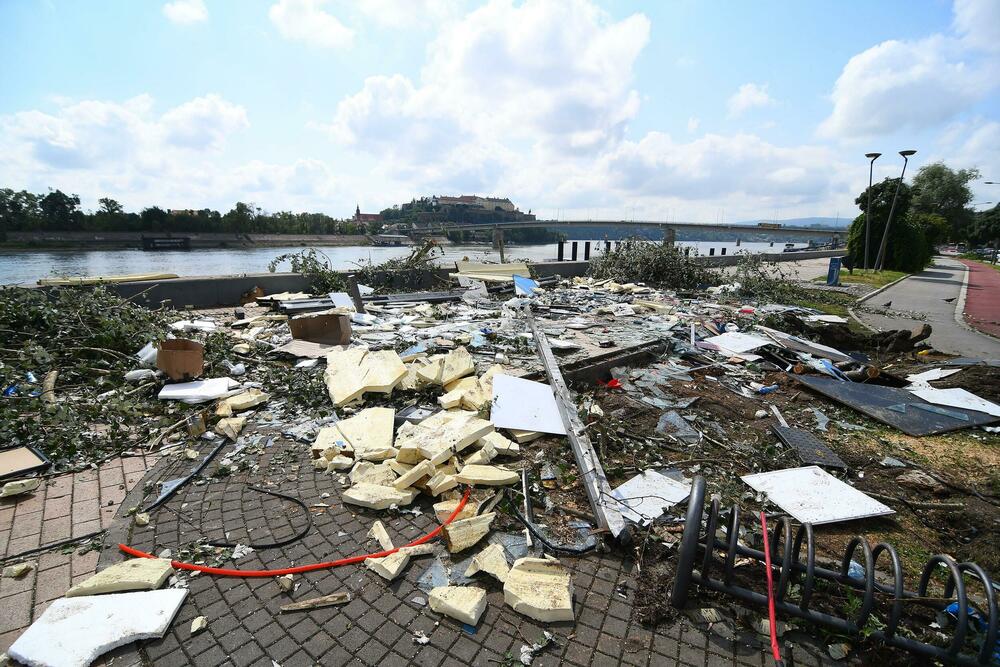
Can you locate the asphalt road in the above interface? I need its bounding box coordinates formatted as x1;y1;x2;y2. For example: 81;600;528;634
857;257;1000;359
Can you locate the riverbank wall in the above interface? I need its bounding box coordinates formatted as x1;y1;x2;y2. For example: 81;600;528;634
61;248;844;309
1;231;373;249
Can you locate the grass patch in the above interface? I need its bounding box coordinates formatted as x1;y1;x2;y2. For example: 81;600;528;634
813;269;907;288
964;257;1000;273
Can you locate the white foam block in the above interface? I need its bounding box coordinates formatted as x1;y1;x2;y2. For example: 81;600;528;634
490;374;567;435
9;589;188;667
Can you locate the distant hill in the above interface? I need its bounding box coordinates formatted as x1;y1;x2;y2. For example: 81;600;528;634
732;216;848;229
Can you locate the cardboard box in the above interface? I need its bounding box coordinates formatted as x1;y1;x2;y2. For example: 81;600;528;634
289;312;352;345
157;339;205;381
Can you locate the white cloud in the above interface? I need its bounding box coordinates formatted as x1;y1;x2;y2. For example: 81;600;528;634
161;95;249;150
819;36;991;138
687;117;700;133
162;0;208;24
953;0;1000;53
269;0;354;49
727;83;775;117
603;132;844;204
357;0;462;28
0;94;284;211
326;0;650;185
820;0;999;140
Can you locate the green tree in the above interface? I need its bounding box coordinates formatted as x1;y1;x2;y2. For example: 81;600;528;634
140;206;169;232
38;189;83;230
910;212;950;247
846;177;916;270
910;162;979;240
0;189;42;231
970;204;1000;248
98;197;124;216
223;202;260;234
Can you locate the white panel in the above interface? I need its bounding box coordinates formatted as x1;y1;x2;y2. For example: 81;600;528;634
741;466;894;525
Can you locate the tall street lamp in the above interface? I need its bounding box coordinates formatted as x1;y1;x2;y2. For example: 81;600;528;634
864;152;881;271
874;150;916;272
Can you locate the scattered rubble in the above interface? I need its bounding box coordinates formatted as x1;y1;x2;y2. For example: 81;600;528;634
3;251;999;665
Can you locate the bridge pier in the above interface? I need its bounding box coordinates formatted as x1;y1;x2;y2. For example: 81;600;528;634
735;237;741;247
584;241;591;260
605;241;612;253
662;228;676;247
557;240;565;261
571;241;578;261
492;227;505;262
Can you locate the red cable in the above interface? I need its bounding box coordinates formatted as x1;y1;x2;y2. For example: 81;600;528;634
760;511;784;666
119;488;471;578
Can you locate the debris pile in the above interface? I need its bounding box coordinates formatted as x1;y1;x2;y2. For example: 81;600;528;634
2;256;998;666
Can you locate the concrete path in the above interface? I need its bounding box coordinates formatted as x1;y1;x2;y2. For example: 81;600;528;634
856;257;1000;359
959;259;1000;339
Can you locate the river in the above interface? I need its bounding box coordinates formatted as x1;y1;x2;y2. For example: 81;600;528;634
0;240;805;286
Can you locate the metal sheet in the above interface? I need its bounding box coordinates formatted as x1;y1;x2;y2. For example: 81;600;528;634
794;375;998;436
772;426;846;469
741;466;895;525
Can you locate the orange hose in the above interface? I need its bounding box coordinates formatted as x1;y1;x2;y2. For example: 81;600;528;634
119;488;470;578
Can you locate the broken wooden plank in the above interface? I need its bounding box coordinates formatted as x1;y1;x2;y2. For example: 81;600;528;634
527;312;627;539
279;591;351;612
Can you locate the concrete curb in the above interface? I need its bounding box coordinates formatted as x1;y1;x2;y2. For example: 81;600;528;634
954;260;971;329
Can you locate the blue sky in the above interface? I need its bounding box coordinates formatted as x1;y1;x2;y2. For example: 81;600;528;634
1;0;997;222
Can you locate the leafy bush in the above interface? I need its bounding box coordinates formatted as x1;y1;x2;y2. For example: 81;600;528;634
588;240;715;289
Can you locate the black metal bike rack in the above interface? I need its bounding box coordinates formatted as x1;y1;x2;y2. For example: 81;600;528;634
670;476;997;666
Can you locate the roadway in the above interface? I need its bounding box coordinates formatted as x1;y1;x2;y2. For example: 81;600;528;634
407;219;845;241
855;257;1000;359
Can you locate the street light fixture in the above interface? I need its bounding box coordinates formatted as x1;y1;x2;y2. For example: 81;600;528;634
874;150;916;272
863;152;881;271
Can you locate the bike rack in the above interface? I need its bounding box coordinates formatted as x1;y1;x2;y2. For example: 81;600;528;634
670;476;997;666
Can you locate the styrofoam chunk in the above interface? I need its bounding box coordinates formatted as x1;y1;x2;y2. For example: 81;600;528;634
464;543;511;582
342;483;418;510
429;586;487;625
9;589;188;667
454;464;519;486
504;557;574;622
66;558;173;597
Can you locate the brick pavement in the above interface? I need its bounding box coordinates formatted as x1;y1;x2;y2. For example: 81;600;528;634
960;259;1000;339
0;454;159;656
60;433;835;667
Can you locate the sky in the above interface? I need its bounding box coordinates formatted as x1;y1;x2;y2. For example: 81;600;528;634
1;0;998;223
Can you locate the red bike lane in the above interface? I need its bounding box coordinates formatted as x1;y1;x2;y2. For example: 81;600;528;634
960;259;1000;339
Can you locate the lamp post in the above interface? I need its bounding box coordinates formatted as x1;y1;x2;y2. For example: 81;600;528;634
863;152;881;271
981;183;999;263
874;150;916;272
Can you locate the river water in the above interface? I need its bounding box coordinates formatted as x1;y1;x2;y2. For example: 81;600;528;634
0;240;804;286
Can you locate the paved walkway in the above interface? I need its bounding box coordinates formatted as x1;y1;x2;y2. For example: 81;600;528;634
856;257;1000;359
959;259;1000;339
0;436;836;667
0;454;160;655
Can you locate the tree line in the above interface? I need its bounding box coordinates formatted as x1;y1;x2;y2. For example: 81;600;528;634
0;189;379;236
845;162;999;272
